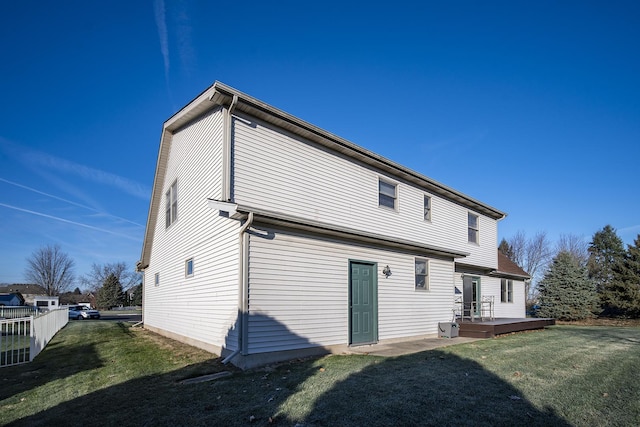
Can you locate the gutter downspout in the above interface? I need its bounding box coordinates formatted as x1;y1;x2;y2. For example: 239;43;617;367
222;94;238;202
222;211;254;365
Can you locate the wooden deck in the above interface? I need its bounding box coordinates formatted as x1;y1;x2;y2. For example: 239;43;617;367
457;318;555;338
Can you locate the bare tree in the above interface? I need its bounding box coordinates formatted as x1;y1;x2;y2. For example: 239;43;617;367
508;230;527;267
24;244;75;296
506;231;554;303
80;262;140;292
556;233;589;266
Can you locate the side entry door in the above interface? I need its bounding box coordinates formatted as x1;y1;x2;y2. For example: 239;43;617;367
463;276;480;318
349;261;377;345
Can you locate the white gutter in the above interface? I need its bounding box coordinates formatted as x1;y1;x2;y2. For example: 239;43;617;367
221;94;238;202
222;211;254;365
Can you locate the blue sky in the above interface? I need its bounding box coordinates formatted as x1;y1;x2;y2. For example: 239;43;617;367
1;1;638;285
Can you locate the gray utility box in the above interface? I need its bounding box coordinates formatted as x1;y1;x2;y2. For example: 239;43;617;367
438;322;459;338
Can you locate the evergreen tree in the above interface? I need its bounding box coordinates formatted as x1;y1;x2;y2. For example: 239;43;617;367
96;273;124;310
588;225;625;297
130;283;143;306
602;235;640;317
538;251;597;320
498;238;514;259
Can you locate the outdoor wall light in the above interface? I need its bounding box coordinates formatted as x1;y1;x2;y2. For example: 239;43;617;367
382;265;392;278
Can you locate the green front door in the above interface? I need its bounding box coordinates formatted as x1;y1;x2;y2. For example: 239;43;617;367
349;261;377;345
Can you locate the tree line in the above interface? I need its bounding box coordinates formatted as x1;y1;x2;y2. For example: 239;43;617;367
22;244;142;310
500;225;640;320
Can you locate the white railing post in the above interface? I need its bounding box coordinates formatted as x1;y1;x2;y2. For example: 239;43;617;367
29;315;36;362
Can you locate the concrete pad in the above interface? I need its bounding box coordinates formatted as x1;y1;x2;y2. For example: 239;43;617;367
346;336;480;357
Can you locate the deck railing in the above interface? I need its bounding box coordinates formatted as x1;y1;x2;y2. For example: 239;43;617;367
454;296;494;322
0;308;68;367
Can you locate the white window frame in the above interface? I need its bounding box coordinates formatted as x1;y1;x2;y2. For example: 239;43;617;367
424;195;432;221
185;258;194;278
501;279;513;303
165;180;178;228
378;178;397;210
154;273;160;287
414;258;430;290
468;212;479;244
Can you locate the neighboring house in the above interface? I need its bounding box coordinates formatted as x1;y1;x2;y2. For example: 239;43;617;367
0;292;25;306
0;284;47;305
138;82;527;369
33;296;60;311
59;291;97;308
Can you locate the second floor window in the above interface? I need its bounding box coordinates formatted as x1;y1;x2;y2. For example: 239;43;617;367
166;180;178;228
424;195;431;221
468;212;479;244
185;258;194;278
379;179;397;209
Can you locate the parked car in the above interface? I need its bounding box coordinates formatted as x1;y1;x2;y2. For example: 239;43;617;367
68;305;100;320
78;306;101;319
68;306;83;320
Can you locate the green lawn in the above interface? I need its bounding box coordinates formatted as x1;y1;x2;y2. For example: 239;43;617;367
1;322;639;426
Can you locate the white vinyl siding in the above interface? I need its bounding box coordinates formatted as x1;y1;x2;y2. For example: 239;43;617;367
233;115;498;269
246;228;456;354
471;276;525;318
143;107;241;352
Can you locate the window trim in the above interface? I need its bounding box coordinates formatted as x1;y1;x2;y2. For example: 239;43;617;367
154;273;160;287
423;195;432;222
501;279;513;303
165;180;178;228
468;212;479;244
378;178;397;210
414;258;430;291
185;258;194;278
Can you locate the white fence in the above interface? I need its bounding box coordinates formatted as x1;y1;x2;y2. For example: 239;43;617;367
0;308;69;367
0;306;39;319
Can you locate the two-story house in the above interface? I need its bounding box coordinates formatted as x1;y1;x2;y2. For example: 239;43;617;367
137;82;527;369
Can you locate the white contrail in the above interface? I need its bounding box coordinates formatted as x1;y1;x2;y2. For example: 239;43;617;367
27;151;150;200
0;177;144;227
0;203;140;241
154;0;172;94
618;224;640;234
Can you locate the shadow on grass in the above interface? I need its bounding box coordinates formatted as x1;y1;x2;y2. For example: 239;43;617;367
6;345;573;426
289;350;572;427
0;342;103;402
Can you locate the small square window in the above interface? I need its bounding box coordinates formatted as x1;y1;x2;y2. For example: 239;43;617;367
468;212;479;244
185;258;194;278
379;179;397;209
415;258;429;290
154;273;160;287
424;195;431;221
